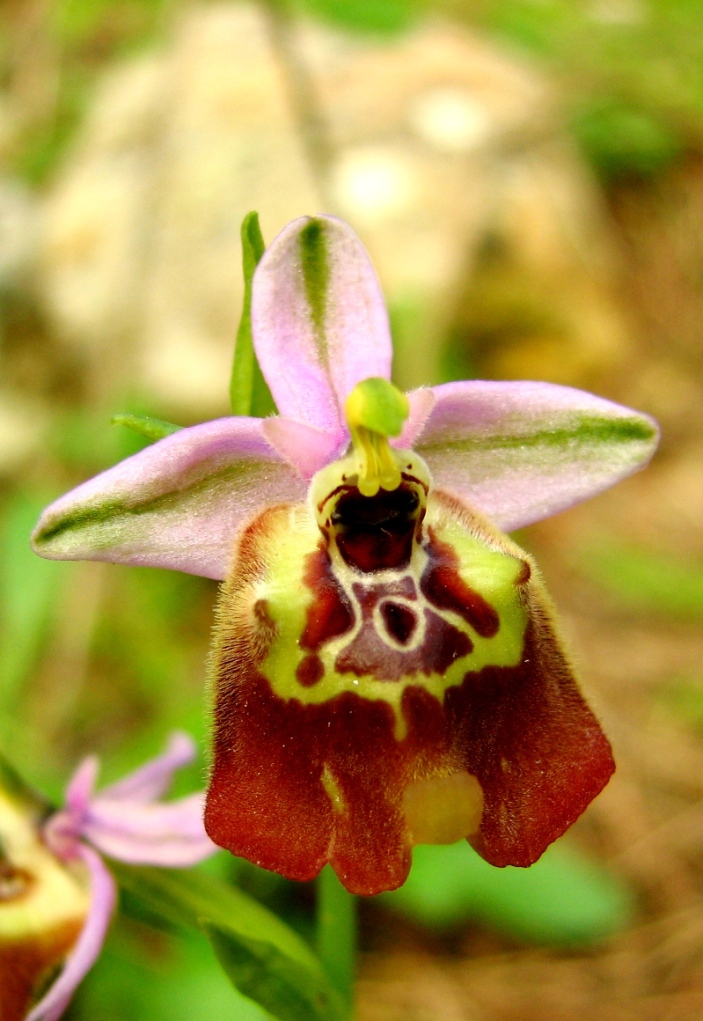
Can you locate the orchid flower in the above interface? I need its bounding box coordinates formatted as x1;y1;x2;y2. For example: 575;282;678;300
33;216;659;896
0;733;216;1021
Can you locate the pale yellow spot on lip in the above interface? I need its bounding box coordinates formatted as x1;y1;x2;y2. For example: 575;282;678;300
321;765;345;816
403;771;484;845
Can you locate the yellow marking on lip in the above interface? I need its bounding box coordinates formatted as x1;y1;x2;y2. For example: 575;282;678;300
321;766;346;816
253;493;529;736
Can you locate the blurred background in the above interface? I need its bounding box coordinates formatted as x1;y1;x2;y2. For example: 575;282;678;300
1;0;703;1018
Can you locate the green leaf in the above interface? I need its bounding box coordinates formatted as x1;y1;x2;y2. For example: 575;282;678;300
230;212;275;418
0;493;70;720
81;917;274;1021
111;413;182;443
204;921;343;1021
382;842;632;946
111;863;346;1021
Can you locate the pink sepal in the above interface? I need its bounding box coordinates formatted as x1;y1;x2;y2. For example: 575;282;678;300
32;417;307;580
252;215;392;436
416;380;659;530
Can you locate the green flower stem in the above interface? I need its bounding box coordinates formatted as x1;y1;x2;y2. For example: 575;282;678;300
316;866;357;1017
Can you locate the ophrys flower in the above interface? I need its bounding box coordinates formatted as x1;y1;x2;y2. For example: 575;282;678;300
33;216;659;895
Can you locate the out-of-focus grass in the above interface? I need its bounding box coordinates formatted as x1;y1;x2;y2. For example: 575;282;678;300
576;539;703;621
0;491;70;720
4;0;172;186
295;0;424;34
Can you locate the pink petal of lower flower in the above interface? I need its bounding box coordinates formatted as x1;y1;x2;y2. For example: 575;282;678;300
26;845;116;1021
416;380;659;530
84;794;217;867
252;216;392;435
31;417;307;580
100;732;195;803
262;417;346;480
65;757;98;819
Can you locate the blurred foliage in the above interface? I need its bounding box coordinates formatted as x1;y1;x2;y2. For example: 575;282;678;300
295;0;424;34
454;0;703;179
303;0;703;181
383;841;633;945
0;491;70;720
3;0;172;185
577;539;703;620
78;917;273;1021
5;0;703;186
655;674;703;732
110;862;347;1021
571;97;684;179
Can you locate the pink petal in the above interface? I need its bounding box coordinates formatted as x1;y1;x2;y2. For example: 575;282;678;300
65;757;98;819
416;381;659;530
26;845;116;1021
43;757;99;858
100;732;195;803
32;417;307;580
394;387;436;449
252;215;392;436
84;793;216;867
262;417;346;480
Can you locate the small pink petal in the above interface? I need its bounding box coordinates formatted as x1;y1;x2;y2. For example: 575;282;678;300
394;387;436;450
32;417;307;580
84;794;216;867
26;845;116;1021
65;757;98;819
100;732;195;803
416;380;659;530
262;417;347;480
252;215;392;436
44;757;99;858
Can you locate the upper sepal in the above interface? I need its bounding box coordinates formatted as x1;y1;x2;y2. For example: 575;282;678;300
251;216;393;438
